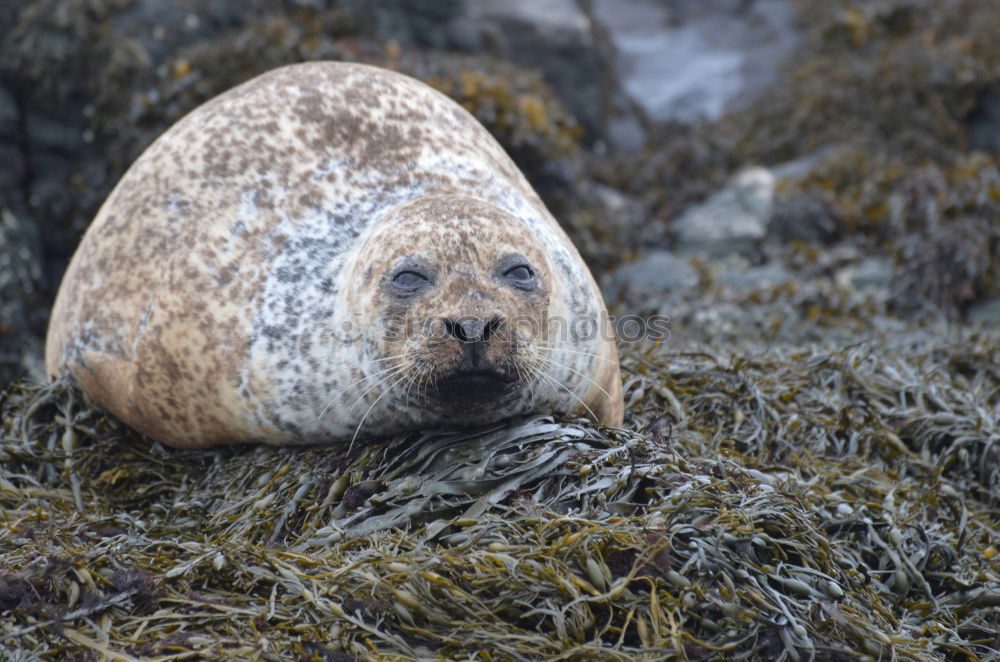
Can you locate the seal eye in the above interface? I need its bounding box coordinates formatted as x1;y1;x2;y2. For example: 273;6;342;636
503;264;536;288
392;270;429;290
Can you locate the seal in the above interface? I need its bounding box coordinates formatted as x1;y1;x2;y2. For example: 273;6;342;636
45;61;624;448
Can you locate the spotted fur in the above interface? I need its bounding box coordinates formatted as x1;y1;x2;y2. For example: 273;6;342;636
45;62;623;448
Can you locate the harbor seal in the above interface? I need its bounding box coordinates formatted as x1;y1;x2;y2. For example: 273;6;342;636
45;61;623;448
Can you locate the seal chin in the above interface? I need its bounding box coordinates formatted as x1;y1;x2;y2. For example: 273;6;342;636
432;368;518;405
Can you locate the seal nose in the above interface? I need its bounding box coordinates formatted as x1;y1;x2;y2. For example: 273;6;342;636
444;316;503;343
444;316;504;369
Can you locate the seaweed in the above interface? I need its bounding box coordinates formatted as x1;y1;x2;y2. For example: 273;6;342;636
2;322;997;659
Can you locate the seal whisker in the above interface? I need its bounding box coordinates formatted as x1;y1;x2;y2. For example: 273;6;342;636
531;353;615;402
370;352;415;364
342;363;410;413
534;344;620;366
317;362;409;423
511;356;539;409
520;354;551;411
401;358;429;406
349;370;411;452
533;367;599;423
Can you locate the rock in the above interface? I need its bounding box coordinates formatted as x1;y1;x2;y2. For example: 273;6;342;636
0;84;16;134
836;257;893;292
579;1;649;153
769;191;838;243
966;88;1000;153
602;98;647;153
0;85;23;192
671;167;775;258
771;147;838;181
603;251;700;308
345;0;462;48
0;204;45;384
592;0;801;124
591;183;647;230
448;0;603;138
717;263;794;295
768;147;845;243
967;298;1000;326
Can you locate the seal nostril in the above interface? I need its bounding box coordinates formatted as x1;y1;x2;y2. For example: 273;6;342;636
483;316;503;342
451;318;490;343
444;318;479;342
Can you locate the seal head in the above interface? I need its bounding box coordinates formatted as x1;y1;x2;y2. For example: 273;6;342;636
343;195;558;431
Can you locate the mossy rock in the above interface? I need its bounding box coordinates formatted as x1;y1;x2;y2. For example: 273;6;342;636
599;0;1000;317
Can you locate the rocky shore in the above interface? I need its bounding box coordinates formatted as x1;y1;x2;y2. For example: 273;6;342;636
1;1;998;659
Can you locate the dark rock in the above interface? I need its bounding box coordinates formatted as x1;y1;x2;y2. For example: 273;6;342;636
604;251;700;308
0;84;16;134
0;203;45;384
967;298;1000;326
350;0;462;49
0;85;24;193
767;147;847;243
581;0;649;153
769;190;838;243
592;0;801;124
449;0;603;140
966;88;1000;153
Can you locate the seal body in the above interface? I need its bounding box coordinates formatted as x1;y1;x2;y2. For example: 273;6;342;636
46;62;623;448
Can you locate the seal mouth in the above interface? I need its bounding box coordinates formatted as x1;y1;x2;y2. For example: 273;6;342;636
433;368;517;403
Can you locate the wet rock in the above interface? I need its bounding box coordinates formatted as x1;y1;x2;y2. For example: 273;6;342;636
601;96;647;153
0;84;15;132
967;298;1000;326
966;88;1000;153
352;0;463;49
770;191;838;243
592;0;801;124
603;251;700;308
0;85;23;192
837;257;893;292
590;183;647;231
671;167;775;258
717;263;794;295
